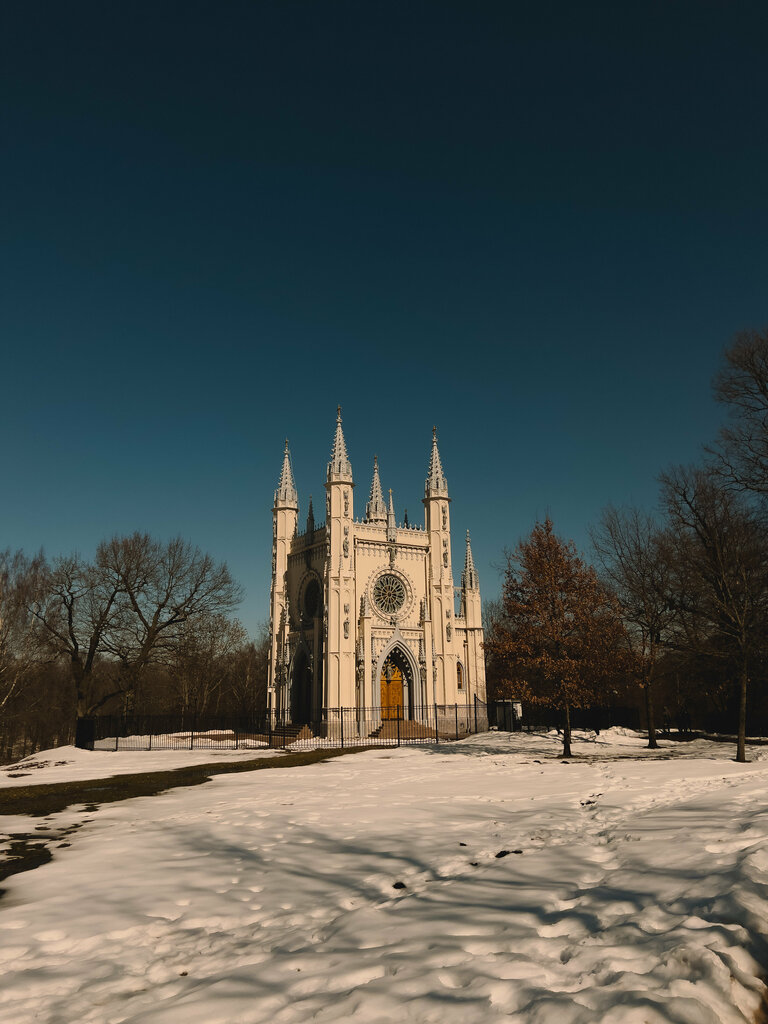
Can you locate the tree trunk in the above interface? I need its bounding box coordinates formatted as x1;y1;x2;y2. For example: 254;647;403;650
563;703;572;758
736;657;748;763
645;668;658;749
72;657;88;720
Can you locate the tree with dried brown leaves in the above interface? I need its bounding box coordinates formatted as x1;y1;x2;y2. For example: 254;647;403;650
486;518;630;757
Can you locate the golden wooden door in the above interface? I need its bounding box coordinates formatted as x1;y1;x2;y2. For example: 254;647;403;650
380;664;403;720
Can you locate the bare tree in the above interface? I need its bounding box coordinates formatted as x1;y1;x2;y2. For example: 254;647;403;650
660;465;768;761
95;534;243;710
25;552;124;717
591;507;676;748
169;614;249;715
712;328;768;498
222;623;270;716
0;549;43;716
26;534;242;717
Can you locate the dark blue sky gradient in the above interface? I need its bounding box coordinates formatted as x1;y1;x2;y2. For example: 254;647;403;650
2;2;767;631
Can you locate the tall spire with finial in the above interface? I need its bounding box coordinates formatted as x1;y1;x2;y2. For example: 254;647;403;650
327;405;353;482
366;455;387;522
462;529;479;591
425;426;449;497
387;488;397;543
306;495;315;534
274;439;298;508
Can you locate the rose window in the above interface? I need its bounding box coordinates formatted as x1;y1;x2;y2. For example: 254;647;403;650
373;574;406;615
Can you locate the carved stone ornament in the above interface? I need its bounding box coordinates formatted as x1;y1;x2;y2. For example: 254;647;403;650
442;506;447;529
344;491;349;516
446;623;452;641
343;620;350;639
443;551;448;567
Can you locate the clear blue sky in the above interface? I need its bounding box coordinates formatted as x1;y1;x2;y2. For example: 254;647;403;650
2;2;767;633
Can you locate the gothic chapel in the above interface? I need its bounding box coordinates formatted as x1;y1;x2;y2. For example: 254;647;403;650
268;409;486;724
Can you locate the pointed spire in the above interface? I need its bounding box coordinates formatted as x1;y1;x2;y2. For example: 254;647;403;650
387;488;397;543
462;529;479;591
275;439;298;508
327;405;353;482
366;455;387;522
306;495;315;534
425;426;449;497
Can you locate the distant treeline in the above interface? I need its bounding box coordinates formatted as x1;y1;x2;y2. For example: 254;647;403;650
0;535;268;763
485;328;768;761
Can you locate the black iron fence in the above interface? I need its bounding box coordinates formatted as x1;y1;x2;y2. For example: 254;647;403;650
73;700;645;754
77;699;490;752
490;702;641;733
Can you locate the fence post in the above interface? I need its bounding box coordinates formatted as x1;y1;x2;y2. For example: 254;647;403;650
235;722;239;750
268;711;272;749
190;714;196;751
148;731;152;752
282;715;286;749
340;708;344;749
115;731;119;752
474;695;478;734
397;706;401;748
434;703;439;744
455;703;459;741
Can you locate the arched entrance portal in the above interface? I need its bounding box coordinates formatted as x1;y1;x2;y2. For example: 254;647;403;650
290;647;312;725
379;646;414;720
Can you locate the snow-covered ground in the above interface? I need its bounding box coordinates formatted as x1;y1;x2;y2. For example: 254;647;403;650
1;729;768;1024
0;744;282;788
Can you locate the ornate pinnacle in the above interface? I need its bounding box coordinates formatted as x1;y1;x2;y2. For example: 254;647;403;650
327;406;353;482
366;455;387;522
462;529;480;591
386;488;397;543
425;426;449;498
274;439;298;508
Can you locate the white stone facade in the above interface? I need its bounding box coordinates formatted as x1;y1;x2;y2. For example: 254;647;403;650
268;410;486;722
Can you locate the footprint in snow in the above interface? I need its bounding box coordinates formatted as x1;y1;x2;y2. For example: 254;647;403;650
580;793;603;806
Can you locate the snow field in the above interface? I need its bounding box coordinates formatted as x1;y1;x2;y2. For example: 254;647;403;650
0;744;283;788
1;730;767;1024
